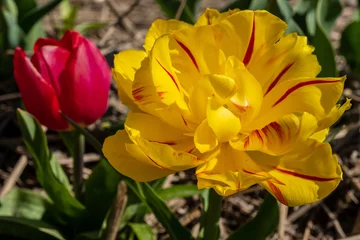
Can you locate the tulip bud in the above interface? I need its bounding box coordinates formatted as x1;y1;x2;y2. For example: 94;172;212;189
13;30;111;131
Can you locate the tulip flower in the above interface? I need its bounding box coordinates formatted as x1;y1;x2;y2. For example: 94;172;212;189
14;30;111;131
103;9;351;206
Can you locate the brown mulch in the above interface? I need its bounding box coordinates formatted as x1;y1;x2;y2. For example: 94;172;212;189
1;0;360;239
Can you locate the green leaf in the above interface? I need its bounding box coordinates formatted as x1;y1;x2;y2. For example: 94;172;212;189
227;194;279;240
61;113;103;154
221;0;252;11
316;0;342;37
14;0;37;19
129;223;155;240
83;159;122;230
157;184;203;200
155;0;200;24
268;0;304;35
1;0;23;48
0;216;65;240
0;188;52;220
249;0;269;10
23;20;45;50
19;0;63;33
339;21;360;74
74;22;106;35
199;189;222;240
313;0;337;77
139;183;193;240
16;109;85;220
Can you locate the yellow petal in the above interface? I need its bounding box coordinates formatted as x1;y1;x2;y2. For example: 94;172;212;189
249;76;346;130
248;34;321;95
207;74;237;104
196;144;271;196
194;119;218;153
231;113;318;155
144;19;191;53
206;97;241;142
216;10;287;66
224;57;263;126
316;98;352;131
150;34;188;109
257;140;342;206
103;130;173;182
195;8;240;26
310;128;329;142
113;50;146;110
173;25;226;75
125;112;194;152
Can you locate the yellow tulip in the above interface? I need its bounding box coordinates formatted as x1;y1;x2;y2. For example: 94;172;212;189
103;9;351;206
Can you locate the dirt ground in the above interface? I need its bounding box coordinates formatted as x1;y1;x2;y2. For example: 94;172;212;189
1;0;360;239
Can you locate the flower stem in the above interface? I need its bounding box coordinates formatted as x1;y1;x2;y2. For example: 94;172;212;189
73;133;85;199
202;189;222;240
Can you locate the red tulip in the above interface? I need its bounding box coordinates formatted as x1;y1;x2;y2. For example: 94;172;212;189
13;30;111;131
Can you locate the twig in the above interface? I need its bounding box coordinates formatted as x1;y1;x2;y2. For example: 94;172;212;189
0;92;21;102
175;0;187;20
338;234;360;240
104;181;128;240
278;204;288;239
321;203;346;238
303;214;315;240
57;153;100;165
0;155;28;197
288;202;320;223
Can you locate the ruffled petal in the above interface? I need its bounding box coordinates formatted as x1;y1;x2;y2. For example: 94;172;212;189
113;50;146;110
194;119;218;153
196;144;271;196
206;97;241;142
249;76;346;130
195;8;240;26
256;140;342;206
224;57;263;126
216;10;287;66
316;98;352;131
125;112;194;152
231;113;318;155
248;34;321;94
103;130;174;182
144;19;191;53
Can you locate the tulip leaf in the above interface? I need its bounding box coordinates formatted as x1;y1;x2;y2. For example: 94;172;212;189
227;193;279;240
221;0;252;11
74;22;106;36
339;21;360;74
139;183;193;240
14;0;37;19
83;159;122;231
157;184;204;201
129;223;155;240
313;0;337;77
0;188;52;220
19;0;63;33
268;0;304;35
1;0;23;48
199;189;222;240
17;109;85;220
0;216;65;240
316;0;342;37
60;113;103;154
155;0;201;24
23;20;45;50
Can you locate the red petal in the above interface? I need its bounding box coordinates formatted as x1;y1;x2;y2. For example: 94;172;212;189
58;38;111;125
34;38;60;52
60;30;83;51
31;46;71;97
13;47;69;130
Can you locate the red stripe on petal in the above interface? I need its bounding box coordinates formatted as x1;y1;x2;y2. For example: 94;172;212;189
155;58;180;92
275;167;338;182
144;152;172;170
267;181;288;205
149;140;176;145
264;63;294;96
243;15;255;66
175;39;199;72
272;80;340;107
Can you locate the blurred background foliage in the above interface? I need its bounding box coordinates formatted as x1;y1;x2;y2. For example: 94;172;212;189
0;0;359;240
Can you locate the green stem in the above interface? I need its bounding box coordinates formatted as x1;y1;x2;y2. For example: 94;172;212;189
202;189;222;240
73;133;85;199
